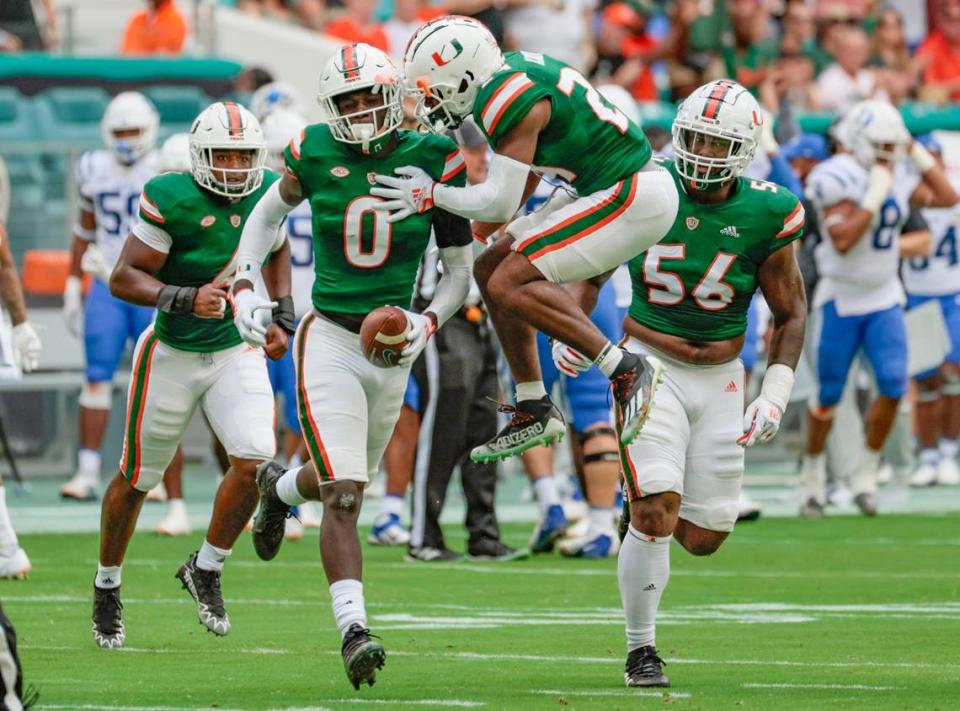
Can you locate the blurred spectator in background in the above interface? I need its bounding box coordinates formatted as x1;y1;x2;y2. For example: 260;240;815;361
325;0;389;51
385;0;445;64
590;0;697;102
234;66;275;94
239;0;327;31
770;2;818;113
917;0;960;104
720;0;779;102
0;0;57;50
121;0;189;55
504;0;595;74
814;26;886;110
870;7;918;105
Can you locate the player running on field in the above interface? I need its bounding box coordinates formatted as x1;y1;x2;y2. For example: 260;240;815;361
92;101;294;649
371;16;680;462
555;81;807;687
230;44;473;690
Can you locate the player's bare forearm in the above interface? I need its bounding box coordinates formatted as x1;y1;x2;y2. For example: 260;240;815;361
823;201;873;253
69;235;89;278
920;163;958;208
757;244;806;370
110;236;168;307
495;100;550;165
262;239;292;299
0;226;26;325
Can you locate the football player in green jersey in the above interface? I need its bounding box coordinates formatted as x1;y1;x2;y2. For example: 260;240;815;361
230;44;473;690
556;80;807;687
92;102;294;649
371;16;680;463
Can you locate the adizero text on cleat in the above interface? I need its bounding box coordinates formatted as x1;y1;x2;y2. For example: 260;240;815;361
470;396;565;463
341;623;386;690
175;552;230;636
92;584;125;649
613;352;664;445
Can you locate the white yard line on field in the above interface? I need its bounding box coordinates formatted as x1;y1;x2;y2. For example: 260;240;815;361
37;705;248;711
742;683;902;691
531;689;691;699
308;701;483;708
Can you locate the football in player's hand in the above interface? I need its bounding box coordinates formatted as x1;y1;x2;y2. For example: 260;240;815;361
360;306;410;368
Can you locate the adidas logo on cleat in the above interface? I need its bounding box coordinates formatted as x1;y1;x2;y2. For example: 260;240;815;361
725;381;738;392
720;225;740;238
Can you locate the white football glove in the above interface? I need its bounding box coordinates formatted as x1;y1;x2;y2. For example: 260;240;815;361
13;321;41;372
80;244;113;283
231;288;276;348
370;166;436;223
62;275;83;338
398;309;435;367
737;397;783;447
552;340;592;377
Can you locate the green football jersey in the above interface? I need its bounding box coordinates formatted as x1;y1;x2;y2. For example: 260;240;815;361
627;161;805;341
472;51;652;197
138;170;280;352
284;124;468;316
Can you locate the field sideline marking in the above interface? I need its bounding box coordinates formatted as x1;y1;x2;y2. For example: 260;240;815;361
742;683;902;691
531;689;691;699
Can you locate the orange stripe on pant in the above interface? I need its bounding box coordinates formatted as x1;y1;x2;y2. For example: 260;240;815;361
122;332;160;488
295;314;336;482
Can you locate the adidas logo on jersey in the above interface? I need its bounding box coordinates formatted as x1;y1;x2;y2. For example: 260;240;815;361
725;381;738;393
720;225;740;238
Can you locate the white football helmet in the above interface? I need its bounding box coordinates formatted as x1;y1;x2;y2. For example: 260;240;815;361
262;109;308;171
158;132;191;173
318;43;403;153
189;101;266;198
832;99;909;169
101;91;159;165
672;79;762;186
249;82;305;122
403;16;504;132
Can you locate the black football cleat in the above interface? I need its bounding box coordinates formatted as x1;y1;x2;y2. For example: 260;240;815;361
175;552;230;636
624;645;669;687
252;460;293;561
612;352;664;445
341;623;386;690
470;396;565;463
92;584;125;649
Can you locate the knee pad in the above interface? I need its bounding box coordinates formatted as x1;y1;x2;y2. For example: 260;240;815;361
79;382;112;410
942;369;960;396
916;387;943;403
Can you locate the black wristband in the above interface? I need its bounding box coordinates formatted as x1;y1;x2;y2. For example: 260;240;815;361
273;295;296;335
156;285;198;315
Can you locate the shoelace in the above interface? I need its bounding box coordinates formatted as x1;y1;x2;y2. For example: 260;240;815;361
627;650;666;677
343;626;383;653
488;399;536;426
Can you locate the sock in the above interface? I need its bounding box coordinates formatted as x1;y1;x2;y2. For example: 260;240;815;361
78;448;101;482
800;453;826;504
619;525;671;651
167;498;187;517
0;487;18;554
851;448;882;496
921;447;941;468
939;438;959;460
515;381;547;403
96;564;121;589
276;467;307;505
330;579;367;638
595;342;625;378
532;475;560;516
587;505;615;538
196;540;231;572
378;494;404;519
288;452;303;469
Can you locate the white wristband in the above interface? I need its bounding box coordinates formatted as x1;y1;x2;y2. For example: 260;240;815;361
861;164;893;215
910;142;937;173
760;363;795;413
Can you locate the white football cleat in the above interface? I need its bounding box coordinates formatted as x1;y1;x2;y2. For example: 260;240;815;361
298;500;322;528
910;463;939;487
368;513;410;546
937;458;960;485
60;473;98;501
0;547;31;579
155;501;191;536
145;482;168;502
876;463;894;486
285;513;304;541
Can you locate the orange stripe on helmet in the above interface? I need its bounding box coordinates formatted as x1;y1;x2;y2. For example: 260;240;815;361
224;101;244;138
342;44;361;81
701;80;735;121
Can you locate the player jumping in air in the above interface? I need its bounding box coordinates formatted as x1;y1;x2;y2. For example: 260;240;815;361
230;44;473;690
372;16;680;462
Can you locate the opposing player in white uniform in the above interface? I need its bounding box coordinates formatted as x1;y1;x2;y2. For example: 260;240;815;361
800;101;958;516
60;92;166;501
902;135;960;487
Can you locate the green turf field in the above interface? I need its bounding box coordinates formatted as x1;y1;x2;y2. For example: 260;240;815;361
7;514;959;710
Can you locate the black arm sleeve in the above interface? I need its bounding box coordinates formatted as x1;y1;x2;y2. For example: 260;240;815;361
902;208;929;233
432;208;473;248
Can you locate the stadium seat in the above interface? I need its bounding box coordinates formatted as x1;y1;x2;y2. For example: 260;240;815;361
636;101;676;132
33;87;110;148
0;87;39;144
143;85;211;134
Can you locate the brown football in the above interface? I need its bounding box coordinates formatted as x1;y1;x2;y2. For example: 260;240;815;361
360;306;410;368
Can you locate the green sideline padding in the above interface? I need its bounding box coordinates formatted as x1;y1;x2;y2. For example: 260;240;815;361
0;54;243;82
